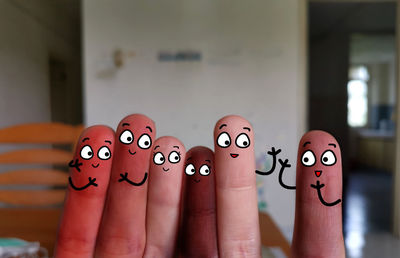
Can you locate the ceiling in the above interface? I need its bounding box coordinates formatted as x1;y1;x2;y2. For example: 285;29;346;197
309;2;396;37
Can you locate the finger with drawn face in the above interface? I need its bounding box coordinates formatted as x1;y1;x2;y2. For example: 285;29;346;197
179;146;218;258
213;115;261;257
291;130;345;258
95;114;155;257
55;125;114;258
144;136;185;257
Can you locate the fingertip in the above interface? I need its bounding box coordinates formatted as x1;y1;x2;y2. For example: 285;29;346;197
292;130;344;257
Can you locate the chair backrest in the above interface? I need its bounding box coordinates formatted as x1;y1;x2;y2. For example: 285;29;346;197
259;211;291;257
0;123;83;207
0;123;83;256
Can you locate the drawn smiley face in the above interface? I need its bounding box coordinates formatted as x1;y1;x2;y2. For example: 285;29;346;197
298;130;342;207
300;133;339;179
114;114;156;186
214;115;253;159
151;136;185;174
68;125;114;191
184;146;214;184
117;114;154;155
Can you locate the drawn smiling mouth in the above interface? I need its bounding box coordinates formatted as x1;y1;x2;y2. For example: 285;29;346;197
69;176;98;191
230;153;239;158
92;163;99;168
162;167;170;172
118;172;148;186
128;149;136;156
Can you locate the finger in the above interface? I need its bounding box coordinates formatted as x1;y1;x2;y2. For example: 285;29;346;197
55;125;115;258
178;146;218;258
144;136;186;257
213;115;261;257
291;130;345;258
95;114;156;257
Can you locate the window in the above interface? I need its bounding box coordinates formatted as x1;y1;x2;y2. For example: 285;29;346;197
347;66;369;127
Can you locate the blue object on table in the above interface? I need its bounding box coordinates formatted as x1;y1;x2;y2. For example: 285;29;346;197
0;238;46;257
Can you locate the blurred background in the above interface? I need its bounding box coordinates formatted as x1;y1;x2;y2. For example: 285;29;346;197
0;0;399;257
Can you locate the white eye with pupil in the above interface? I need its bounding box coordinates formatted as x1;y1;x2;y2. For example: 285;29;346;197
169;151;181;163
236;133;250;148
199;164;211;176
185;164;195;175
153;152;165;165
98;146;111;160
120;130;133;144
138;134;152;149
217;132;231;148
301;150;316;167
321;150;336;166
80;145;94;160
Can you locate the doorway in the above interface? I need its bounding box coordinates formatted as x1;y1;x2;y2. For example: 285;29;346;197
49;56;83;125
308;1;399;257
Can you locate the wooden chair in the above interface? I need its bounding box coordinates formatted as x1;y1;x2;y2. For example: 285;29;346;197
0;123;83;256
259;211;291;257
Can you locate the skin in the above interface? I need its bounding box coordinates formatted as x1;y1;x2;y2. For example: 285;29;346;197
213;115;261;258
95;114;156;257
55;118;345;257
179;146;218;258
144;136;186;258
291;130;345;258
55;125;115;258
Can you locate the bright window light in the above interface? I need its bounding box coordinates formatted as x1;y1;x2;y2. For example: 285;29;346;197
347;78;368;127
349;66;370;81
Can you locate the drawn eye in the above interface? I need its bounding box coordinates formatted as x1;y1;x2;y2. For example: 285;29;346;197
98;146;111;160
301;150;316;167
168;151;181;164
321;150;336;166
217;132;231;148
153;152;165;165
120;130;133;144
185;164;195;175
199;164;211;176
236;133;250;148
80;145;94;160
137;134;152;149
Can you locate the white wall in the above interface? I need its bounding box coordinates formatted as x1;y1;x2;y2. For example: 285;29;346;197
0;0;80;127
83;0;306;236
0;1;50;126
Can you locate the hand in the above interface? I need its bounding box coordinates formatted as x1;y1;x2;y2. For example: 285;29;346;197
278;158;291;168
267;146;281;156
255;147;282;175
68;158;82;172
55;120;345;258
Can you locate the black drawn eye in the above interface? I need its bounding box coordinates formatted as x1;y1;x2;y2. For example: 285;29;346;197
301;150;316;167
169;151;181;164
80;145;94;160
217;132;231;148
153;152;165;165
199;164;211;176
236;133;250;148
137;134;152;149
98;146;111;160
185;164;195;176
321;150;336;166
120;130;134;144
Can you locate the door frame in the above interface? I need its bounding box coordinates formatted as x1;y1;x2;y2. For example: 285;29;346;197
306;0;400;237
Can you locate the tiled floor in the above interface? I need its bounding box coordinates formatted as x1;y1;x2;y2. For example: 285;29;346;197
344;169;400;258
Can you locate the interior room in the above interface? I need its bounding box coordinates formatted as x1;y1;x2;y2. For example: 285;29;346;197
0;0;399;257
